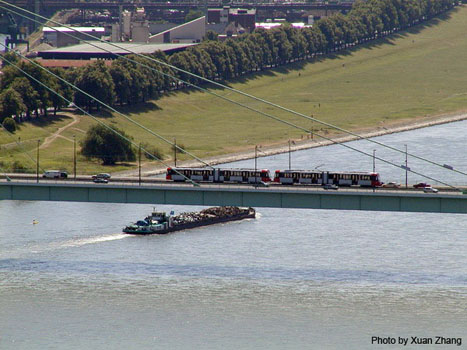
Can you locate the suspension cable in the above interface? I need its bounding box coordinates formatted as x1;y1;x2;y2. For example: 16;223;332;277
0;52;200;186
0;42;212;172
3;0;465;178
3;46;460;190
0;124;33;180
0;123;46;174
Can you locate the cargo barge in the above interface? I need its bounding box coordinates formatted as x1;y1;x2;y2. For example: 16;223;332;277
123;206;255;235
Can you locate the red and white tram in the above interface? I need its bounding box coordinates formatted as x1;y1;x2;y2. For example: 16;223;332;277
274;170;383;187
166;167;272;184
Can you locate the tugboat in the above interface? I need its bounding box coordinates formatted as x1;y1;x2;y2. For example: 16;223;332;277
123;206;255;235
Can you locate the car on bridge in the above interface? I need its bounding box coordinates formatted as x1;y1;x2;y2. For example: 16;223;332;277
93;177;108;184
383;182;401;188
92;173;111;180
423;186;439;193
43;170;68;179
413;182;430;188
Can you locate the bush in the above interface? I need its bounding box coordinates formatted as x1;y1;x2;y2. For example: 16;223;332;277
2;117;16;133
141;143;165;161
171;143;186;154
10;160;28;173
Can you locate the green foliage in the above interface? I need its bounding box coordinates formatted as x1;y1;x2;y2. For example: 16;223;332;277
1;51;20;68
0;88;26;123
9;77;39;117
204;30;218;41
185;9;203;23
81;124;136;165
171;143;186;154
2;117;16;133
10;160;28;173
141;142;165;161
74;61;115;111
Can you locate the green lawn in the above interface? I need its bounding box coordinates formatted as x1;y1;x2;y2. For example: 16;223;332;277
3;6;467;174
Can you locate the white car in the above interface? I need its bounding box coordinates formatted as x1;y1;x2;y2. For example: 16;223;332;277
382;181;401;188
423;186;439;193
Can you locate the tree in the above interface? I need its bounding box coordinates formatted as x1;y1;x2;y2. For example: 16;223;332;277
9;77;39;118
0;88;26;123
204;30;218;41
19;61;52;117
1;51;20;68
109;61;133;106
49;67;74;114
81;124;136;165
74;61;115;111
2;117;16;133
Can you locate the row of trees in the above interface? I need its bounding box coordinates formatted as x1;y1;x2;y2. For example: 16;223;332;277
1;0;455;119
0;0;456;160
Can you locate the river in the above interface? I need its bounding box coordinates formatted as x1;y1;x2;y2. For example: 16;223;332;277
0;121;466;349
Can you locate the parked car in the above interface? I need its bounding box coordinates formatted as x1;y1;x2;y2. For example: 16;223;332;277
323;184;339;190
92;173;111;180
413;182;430;188
43;170;68;179
382;182;401;188
93;177;108;184
423;186;439;193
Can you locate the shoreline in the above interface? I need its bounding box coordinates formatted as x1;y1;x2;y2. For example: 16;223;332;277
118;112;467;177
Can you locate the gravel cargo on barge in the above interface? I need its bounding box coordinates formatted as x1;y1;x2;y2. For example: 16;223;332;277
123;206;255;235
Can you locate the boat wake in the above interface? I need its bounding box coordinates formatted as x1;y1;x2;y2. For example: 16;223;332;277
58;233;129;248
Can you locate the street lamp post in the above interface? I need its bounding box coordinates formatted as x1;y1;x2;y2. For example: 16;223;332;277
255;145;258;187
405;144;408;188
373;149;376;173
36;139;40;183
138;143;142;186
311;114;314;140
174;138;177;167
373;149;376;193
73;135;76;181
288;140;291;170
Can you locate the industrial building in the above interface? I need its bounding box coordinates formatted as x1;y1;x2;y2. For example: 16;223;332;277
42;27;105;48
149;16;205;44
37;42;197;60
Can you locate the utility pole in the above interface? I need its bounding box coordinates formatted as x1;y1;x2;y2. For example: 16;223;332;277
138;143;142;186
373;149;376;173
405;144;408;189
36;139;40;183
174;138;177;167
254;145;258;187
373;149;376;193
311;114;314;140
73;135;76;181
288;140;291;170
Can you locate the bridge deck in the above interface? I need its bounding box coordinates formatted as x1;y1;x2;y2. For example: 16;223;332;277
1;181;466;214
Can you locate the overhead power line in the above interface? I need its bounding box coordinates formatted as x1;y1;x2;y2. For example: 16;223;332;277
0;2;463;189
2;0;464;179
3;46;459;190
0;51;201;186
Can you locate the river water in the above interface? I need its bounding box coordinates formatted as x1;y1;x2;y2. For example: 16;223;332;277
0;121;466;349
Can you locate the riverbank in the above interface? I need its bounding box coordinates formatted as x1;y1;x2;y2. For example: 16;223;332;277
115;111;467;177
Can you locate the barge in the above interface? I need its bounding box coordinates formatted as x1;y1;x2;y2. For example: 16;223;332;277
123;206;255;235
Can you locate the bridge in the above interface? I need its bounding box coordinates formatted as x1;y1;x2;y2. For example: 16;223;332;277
1;6;466;215
1;180;466;214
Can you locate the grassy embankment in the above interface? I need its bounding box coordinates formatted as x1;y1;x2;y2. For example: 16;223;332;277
2;6;467;174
